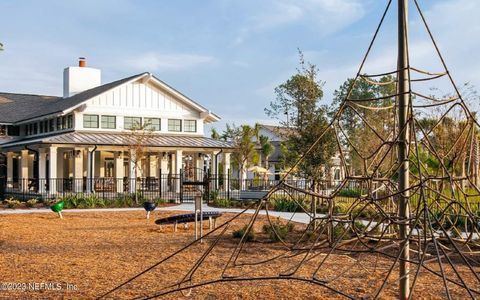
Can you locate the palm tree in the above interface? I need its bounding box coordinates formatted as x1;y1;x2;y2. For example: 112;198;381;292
259;135;274;171
0;42;4;51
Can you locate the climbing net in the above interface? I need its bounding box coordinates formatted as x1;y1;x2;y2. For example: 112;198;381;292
99;1;480;299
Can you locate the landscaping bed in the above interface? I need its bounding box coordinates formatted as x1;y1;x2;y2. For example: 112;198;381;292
0;211;478;299
0;194;177;210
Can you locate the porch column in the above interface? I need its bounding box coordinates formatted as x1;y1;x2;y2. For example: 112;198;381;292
49;147;58;193
149;154;158;178
19;149;29;191
175;149;183;192
73;148;84;192
6;152;13;188
223;152;231;191
114;151;124;193
86;147;96;192
28;153;34;179
129;150;136;192
194;154;203;181
38;148;47;193
160;153;169;192
211;151;218;190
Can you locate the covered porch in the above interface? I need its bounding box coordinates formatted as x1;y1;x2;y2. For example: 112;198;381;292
1;131;232;200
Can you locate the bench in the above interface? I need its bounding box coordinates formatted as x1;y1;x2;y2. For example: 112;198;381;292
239;190;269;200
155;211;222;232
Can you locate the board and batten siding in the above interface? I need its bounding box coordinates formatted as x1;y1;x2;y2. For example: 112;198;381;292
74;80;204;135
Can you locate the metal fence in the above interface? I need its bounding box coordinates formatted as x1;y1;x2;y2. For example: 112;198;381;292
1;175;480;213
0;174;344;204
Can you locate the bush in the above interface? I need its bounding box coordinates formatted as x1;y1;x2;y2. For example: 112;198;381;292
263;219;295;241
205;190;219;201
62;194;81;208
25;199;38;208
153;198;167;205
4;198;21;208
212;198;231;208
332;223;351;240
337;188;363;198
232;225;255;242
270;196;307;212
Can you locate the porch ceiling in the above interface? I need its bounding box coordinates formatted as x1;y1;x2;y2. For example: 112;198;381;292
0;131;233;149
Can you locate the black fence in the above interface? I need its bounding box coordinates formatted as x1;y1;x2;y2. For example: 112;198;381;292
1;175;480;214
0;174;344;204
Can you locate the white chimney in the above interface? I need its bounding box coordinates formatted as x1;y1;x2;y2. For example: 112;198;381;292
63;57;101;97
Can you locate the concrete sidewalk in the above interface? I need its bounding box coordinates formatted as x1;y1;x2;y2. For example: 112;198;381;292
0;204;313;224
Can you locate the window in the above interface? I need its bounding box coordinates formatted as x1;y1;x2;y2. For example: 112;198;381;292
184;120;197;132
101;115;116;129
144;118;160;131
124;117;142;130
56;118;61;130
67;115;73;128
0;125;6;136
33;123;38;135
39;122;44;133
83;114;99;128
168;119;181;132
49;119;55;131
44;120;49;133
7;126;19;136
62;116;67;129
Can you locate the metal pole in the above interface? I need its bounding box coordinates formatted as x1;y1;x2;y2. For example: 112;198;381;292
397;0;410;299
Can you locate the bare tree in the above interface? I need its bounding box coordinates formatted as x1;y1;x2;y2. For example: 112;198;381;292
126;120;154;203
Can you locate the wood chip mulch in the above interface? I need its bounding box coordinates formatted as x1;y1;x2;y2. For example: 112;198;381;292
0;210;478;299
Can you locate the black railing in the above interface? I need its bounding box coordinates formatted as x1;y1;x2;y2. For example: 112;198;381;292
0;173;346;203
1;176;480;213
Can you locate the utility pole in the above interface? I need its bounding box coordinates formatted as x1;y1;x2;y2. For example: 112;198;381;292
397;0;410;299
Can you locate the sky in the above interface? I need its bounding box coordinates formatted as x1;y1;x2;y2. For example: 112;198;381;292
0;0;479;134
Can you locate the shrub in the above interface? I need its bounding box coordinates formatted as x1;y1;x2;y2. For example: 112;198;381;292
232;225;255;242
212;198;231;208
337;188;364;198
332;223;351;240
62;194;81;208
153;198;167;205
262;219;295;241
205;190;219;201
25;199;38;208
4;198;21;208
270;196;307;212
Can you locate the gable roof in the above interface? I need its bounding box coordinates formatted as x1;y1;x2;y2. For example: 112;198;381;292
259;124;294;141
0;72;220;124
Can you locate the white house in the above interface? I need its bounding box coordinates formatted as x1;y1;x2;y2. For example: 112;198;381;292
254;124;346;185
0;58;233;199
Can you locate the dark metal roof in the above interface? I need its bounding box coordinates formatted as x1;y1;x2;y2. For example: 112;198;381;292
0;131;233;149
0;73;147;123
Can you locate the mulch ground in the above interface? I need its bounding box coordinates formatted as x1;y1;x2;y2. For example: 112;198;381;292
0;210;478;299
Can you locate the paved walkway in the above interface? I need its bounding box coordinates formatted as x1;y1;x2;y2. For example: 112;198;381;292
0;204;313;224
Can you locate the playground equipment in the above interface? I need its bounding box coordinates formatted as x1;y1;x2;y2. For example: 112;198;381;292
50;201;64;219
155;211;222;232
99;1;480;298
143;201;157;219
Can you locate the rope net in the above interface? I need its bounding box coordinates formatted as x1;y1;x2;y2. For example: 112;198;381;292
99;0;479;299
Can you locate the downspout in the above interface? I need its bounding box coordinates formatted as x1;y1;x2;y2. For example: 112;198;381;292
88;145;97;193
25;146;39;192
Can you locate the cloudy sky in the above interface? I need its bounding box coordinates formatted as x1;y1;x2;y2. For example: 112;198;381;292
0;0;479;133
